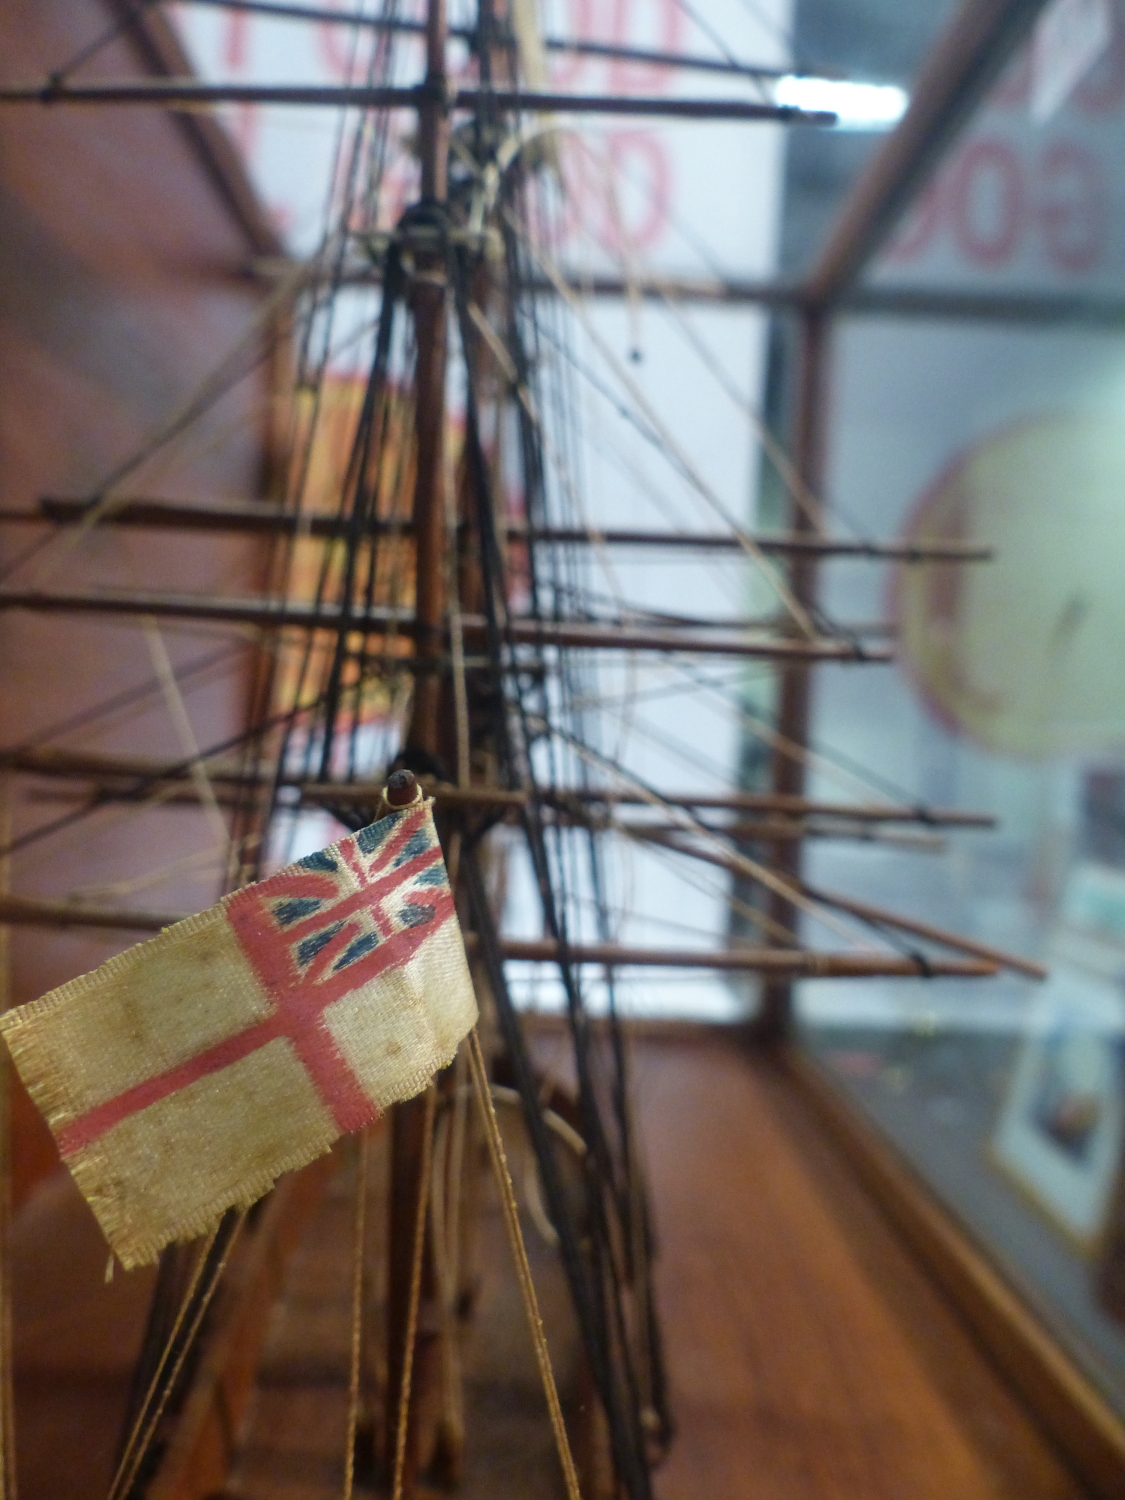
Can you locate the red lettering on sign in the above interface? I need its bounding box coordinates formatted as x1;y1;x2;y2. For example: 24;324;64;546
558;131;672;254
317;0;374;80
222;11;250;68
548;0;591;91
550;0;683;93
949;139;1025;265
604;131;670;251
221;15;259;159
608;0;684;93
888;134;1109;276
1038;141;1107;271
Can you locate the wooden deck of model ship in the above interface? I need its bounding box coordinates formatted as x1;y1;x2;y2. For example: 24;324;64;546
10;1029;1084;1500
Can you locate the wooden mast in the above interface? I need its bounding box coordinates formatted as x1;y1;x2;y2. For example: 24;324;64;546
386;1;452;1490
407;0;451;756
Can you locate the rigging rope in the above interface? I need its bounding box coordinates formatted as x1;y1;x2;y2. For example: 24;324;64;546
515;222;818;640
466;1029;583;1500
390;1085;436;1500
342;1129;370;1500
107;1211;247;1500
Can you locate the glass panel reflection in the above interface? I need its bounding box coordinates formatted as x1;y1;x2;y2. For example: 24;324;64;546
779;0;1125;1421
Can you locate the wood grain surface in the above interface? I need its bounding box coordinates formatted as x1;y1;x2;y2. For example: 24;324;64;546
634;1032;1086;1500
8;1029;1094;1499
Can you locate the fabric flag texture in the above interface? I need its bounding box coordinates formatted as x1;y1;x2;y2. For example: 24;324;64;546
0;799;477;1268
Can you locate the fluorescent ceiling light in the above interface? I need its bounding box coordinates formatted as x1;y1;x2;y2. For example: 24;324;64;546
775;75;908;131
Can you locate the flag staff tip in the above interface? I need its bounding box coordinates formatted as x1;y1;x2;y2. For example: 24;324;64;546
386;769;421;808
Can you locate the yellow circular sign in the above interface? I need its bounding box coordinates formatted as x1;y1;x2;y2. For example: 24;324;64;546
895;414;1125;759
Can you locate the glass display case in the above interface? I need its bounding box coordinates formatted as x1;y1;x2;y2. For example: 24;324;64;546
773;0;1125;1459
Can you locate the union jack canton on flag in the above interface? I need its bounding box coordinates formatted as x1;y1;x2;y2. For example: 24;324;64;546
0;799;477;1268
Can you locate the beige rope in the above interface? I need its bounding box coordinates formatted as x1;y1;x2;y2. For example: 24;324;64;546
444;1046;470;1294
439;398;473;794
509;214;817;640
20;261;310;592
106;1232;216;1500
23;744;254;885
654;285;828;535
143;622;231;861
426;1109;465;1465
545;721;860;946
464;295;645;771
106;1235;216;1500
391;1085;437;1500
466;1030;583;1500
106;1212;247;1500
342;1130;370;1500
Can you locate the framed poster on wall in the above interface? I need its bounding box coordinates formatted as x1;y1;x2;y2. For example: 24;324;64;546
992;967;1125;1249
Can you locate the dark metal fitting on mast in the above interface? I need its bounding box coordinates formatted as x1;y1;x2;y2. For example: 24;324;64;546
415;74;456;113
395;199;453;233
362;220;497;267
385;769;420;808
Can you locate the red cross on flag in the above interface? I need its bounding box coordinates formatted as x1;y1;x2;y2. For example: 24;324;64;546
0;800;477;1268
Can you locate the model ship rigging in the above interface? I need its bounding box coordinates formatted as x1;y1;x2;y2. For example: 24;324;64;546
0;1;1051;1497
